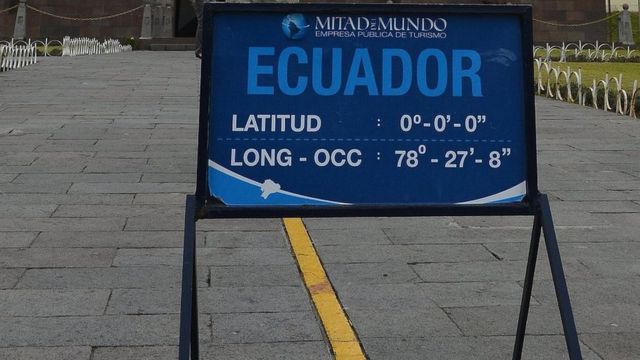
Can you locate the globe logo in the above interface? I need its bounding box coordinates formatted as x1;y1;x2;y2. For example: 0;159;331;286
281;14;309;40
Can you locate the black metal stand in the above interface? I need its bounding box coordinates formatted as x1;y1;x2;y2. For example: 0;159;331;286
179;195;199;360
177;193;581;360
512;194;582;360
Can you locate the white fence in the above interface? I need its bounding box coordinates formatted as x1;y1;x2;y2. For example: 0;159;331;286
534;59;640;118
0;44;37;72
62;37;132;57
534;41;639;63
0;38;63;56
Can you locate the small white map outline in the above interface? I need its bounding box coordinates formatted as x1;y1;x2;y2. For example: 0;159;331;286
260;179;281;199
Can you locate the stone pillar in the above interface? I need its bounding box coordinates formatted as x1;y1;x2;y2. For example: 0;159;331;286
152;0;163;37
618;3;634;45
13;0;27;40
162;0;174;38
140;0;153;39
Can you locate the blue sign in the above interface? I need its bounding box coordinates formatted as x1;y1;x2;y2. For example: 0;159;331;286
207;7;531;206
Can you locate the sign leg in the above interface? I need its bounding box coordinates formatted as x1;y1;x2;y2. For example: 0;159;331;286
191;218;200;360
512;211;542;360
179;195;199;360
539;194;583;360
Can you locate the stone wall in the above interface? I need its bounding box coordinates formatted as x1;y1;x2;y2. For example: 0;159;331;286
529;0;609;42
0;0;144;40
0;0;608;42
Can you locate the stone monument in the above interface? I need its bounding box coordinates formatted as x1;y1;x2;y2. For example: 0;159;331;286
12;0;27;40
618;3;635;45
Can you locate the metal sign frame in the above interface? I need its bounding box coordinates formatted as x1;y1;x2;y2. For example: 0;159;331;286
195;3;538;217
179;3;583;360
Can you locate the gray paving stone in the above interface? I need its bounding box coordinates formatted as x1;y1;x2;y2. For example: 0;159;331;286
146;144;196;153
209;265;303;287
0;182;72;194
0;269;24;289
0;160;85;173
531;278;640;308
538;179;604;191
550;190;636;201
325;262;420;286
303;216;454;230
598;213;640;228
106;286;311;314
451;216;536;229
17;266;207;289
0;193;135;205
0;232;38;247
113;247;294;266
316;244;496;263
0;133;50;144
307;227;392;246
0;152;38;166
0;144;37;152
382;226;534;244
50;127;107;139
582;333;640;360
536;226;636;243
132;193;186;205
141;172;196;183
0;217;125;232
336;284;438;310
361;336;489;360
0;315;181;346
12;173;142;184
578;258;640;278
0;347;91;360
0;173;18;182
201;342;331;360
211;312;323;344
348;307;461;338
0;205;57;218
487;241;640;262
0;289;110;316
412;258;590;282
31;231;190;248
92;346;177;360
144;159;194;173
0;248;115;268
600;181;640;190
444;305;564;336
92;141;147;152
52;205;182;218
83;158;147;173
422;281;528;307
34;140;97;152
204;231;286;248
413;261;526;282
125;216;282;231
361;335;602;360
68;183;194;194
549;200;640;213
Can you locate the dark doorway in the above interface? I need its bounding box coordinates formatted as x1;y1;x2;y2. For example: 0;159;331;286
175;0;197;37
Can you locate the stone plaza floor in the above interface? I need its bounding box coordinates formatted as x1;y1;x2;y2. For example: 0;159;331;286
0;52;639;359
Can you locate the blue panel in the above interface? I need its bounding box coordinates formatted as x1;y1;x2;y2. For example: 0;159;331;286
208;10;528;205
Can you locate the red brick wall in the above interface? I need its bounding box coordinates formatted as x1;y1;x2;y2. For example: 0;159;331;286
0;0;608;42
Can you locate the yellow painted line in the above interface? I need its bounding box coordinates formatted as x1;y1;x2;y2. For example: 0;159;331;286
283;218;367;360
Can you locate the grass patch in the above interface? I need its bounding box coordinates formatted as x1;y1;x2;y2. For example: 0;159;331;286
36;45;62;56
535;62;640;91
